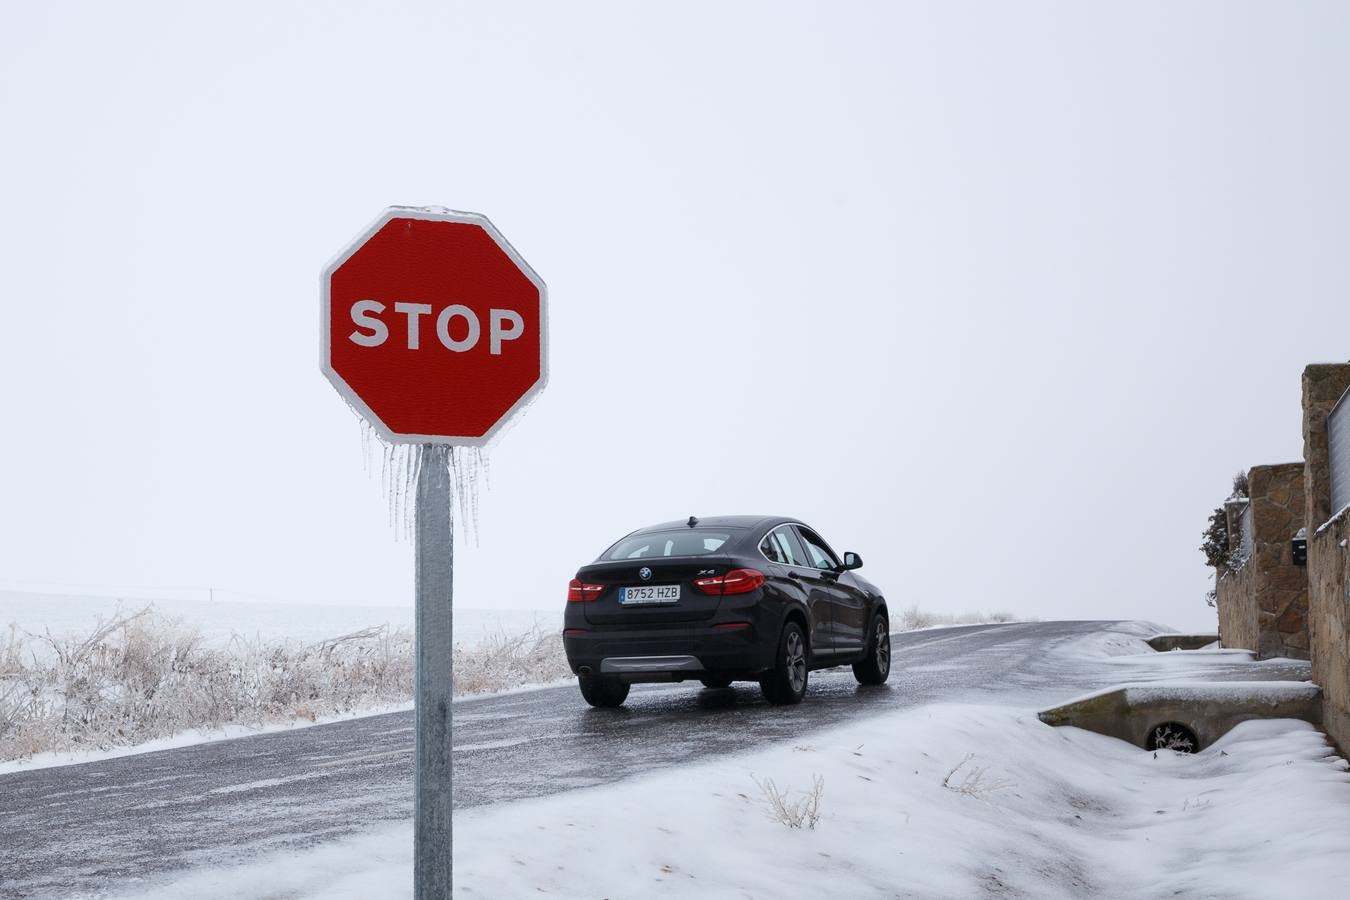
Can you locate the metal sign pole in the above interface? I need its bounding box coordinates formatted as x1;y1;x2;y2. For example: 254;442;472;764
325;206;545;897
414;443;453;898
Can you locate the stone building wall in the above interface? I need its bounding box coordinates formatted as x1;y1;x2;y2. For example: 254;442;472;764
1249;463;1310;659
1309;511;1350;751
1213;464;1308;659
1303;364;1350;751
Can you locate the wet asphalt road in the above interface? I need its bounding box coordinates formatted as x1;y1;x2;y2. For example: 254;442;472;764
0;621;1309;898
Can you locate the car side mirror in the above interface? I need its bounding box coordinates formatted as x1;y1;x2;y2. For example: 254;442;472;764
841;551;863;571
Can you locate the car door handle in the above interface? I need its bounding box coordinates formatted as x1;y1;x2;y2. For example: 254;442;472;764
788;571;803;580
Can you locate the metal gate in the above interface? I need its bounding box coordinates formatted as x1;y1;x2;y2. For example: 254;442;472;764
1331;387;1350;517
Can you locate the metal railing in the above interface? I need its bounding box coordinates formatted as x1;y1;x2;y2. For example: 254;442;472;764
1331;386;1350;518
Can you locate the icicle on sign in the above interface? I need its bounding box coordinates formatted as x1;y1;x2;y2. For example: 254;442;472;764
321;206;547;900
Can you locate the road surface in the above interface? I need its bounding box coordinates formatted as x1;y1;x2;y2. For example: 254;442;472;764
0;621;1308;898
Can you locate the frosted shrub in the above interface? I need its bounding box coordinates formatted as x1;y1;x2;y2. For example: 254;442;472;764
897;604;1024;631
453;625;572;696
753;774;825;829
0;610;571;762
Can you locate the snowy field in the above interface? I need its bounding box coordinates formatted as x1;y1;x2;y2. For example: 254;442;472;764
0;589;559;647
108;624;1350;900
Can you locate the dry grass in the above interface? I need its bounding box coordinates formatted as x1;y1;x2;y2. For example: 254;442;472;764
453;625;573;695
942;753;1014;799
896;603;1024;631
0;610;571;762
753;773;825;829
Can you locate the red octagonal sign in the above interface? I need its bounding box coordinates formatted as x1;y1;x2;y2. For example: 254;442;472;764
322;207;547;444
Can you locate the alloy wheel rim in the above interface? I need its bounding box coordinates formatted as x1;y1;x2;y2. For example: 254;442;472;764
786;631;806;692
877;623;890;674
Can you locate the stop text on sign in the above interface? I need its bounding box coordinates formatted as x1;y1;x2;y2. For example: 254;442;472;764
349;301;524;355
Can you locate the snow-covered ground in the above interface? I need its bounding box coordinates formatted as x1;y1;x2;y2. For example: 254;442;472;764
0;700;411;776
0;679;586;777
116;706;1350;900
111;625;1349;900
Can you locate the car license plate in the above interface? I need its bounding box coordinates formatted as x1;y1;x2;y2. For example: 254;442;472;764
619;585;680;605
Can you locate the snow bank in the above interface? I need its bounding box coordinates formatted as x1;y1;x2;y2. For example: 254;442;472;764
119;703;1350;900
1042;620;1311;683
0;701;414;776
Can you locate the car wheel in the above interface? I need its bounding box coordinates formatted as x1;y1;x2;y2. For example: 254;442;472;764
700;676;733;689
852;614;891;685
577;674;630;708
759;621;808;705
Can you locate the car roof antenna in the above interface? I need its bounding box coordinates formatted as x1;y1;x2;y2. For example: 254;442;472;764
687;516;699;528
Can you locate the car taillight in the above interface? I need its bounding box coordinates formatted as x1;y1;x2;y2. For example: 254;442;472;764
693;568;766;596
567;578;604;602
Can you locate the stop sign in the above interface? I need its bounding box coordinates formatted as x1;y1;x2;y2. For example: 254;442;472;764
322;207;547;444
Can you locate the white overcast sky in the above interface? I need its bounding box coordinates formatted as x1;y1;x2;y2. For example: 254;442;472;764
2;2;1348;632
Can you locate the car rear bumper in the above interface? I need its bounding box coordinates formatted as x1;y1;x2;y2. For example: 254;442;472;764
562;621;775;682
599;655;703;674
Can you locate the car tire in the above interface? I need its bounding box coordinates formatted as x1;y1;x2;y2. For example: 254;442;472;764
852;614;891;685
700;676;733;689
578;674;630;708
759;621;809;705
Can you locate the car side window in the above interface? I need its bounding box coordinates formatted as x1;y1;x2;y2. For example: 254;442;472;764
760;526;807;567
795;527;839;570
759;532;785;563
777;527;809;567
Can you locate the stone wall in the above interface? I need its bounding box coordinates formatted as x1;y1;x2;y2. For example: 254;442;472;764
1302;365;1350;530
1214;464;1308;659
1309;510;1350;751
1216;550;1258;652
1303;364;1350;751
1250;463;1310;659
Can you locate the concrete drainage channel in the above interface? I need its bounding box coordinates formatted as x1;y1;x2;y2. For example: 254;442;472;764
1039;633;1321;753
1039;681;1322;752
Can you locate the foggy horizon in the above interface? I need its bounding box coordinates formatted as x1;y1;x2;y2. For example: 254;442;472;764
4;2;1350;634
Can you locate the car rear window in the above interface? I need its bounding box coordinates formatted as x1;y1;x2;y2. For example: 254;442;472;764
605;530;732;560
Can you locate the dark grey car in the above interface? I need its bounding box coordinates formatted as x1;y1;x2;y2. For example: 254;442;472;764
562;515;891;707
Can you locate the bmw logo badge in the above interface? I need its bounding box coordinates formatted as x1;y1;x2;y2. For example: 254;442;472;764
639;567;653;581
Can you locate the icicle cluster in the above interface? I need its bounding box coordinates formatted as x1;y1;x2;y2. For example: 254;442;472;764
358;418;487;544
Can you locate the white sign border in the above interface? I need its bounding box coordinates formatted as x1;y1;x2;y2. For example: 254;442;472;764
321;206;550;446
